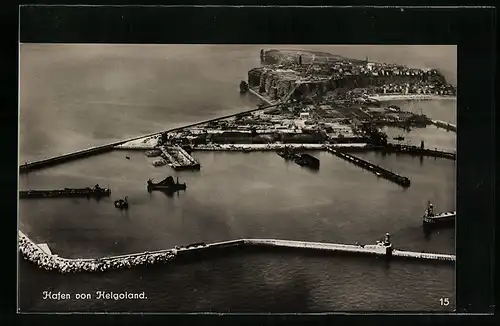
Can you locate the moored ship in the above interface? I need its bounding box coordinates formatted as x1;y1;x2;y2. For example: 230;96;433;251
294;153;320;170
422;201;456;226
147;176;187;193
19;184;111;199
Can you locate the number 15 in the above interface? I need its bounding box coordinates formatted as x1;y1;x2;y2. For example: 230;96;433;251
440;298;450;306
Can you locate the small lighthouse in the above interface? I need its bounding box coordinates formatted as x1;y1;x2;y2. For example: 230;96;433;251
427;201;434;216
383;232;391;246
383;232;393;257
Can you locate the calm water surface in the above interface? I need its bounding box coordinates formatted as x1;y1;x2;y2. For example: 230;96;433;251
19;44;456;313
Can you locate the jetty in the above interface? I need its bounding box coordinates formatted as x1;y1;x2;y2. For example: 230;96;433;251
377;144;456;160
19;100;284;173
18;230;177;274
19;229;454;275
160;145;201;170
240;239;455;262
326;147;411;188
19;131;166;173
19;185;111;199
431;120;457;132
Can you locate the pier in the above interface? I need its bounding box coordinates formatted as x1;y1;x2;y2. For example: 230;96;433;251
431;120;457;132
326;147;411;188
19;229;454;275
248;87;276;106
19;144;119;173
19;130;166;173
161;145;201;170
241;239;455;262
377;144;456;160
21;103;282;173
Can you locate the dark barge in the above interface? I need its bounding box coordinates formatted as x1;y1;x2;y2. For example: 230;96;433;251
19;185;111;199
147;176;187;193
294;153;320;170
277;147;320;169
423;201;456;227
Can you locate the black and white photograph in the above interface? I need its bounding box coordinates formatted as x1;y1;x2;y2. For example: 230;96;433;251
18;42;457;313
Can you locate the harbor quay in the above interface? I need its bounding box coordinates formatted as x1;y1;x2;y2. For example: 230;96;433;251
19;229;454;274
373;143;456;160
431;120;457;132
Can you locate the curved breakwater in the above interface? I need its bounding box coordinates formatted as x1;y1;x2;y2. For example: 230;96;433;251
18;231;177;273
19;230;454;274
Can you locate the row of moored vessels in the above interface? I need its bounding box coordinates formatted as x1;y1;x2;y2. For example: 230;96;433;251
19;176;187;211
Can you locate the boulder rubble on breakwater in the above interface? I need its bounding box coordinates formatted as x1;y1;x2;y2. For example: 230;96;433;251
18;232;177;274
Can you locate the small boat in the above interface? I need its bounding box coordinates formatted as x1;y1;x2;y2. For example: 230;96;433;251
242;148;252;153
422;201;456;226
152;159;167;167
126;156;131;160
114;197;129;209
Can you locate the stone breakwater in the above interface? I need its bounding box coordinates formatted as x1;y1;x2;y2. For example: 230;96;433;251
18;231;177;274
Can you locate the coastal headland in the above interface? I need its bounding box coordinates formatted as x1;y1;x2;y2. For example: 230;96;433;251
19;49;456;272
